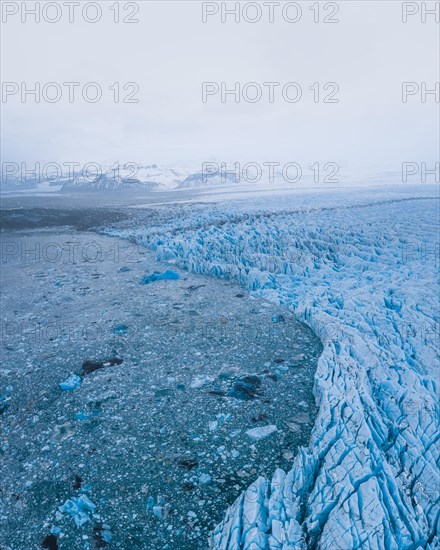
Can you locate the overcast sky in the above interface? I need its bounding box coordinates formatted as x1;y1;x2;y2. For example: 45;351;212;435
1;1;439;179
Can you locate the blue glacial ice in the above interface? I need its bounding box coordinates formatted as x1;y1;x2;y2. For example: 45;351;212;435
140;268;181;284
58;495;96;527
106;189;439;549
59;374;82;391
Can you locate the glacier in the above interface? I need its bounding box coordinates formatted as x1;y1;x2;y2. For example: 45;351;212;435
103;186;439;550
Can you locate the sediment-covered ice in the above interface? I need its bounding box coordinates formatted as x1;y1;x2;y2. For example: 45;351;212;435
106;189;439;549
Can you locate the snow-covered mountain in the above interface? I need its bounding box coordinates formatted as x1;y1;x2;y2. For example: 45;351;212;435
177;170;240;189
1;163;244;193
60;164;191;191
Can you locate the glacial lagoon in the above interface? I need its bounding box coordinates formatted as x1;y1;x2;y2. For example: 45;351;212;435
0;213;322;549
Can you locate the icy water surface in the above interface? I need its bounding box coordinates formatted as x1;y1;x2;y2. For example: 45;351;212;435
0;220;322;549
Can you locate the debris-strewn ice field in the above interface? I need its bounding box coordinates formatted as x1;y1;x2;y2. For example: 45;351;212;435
104;186;439;549
0;218;322;548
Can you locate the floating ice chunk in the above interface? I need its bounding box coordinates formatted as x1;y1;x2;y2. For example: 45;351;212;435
74;411;100;421
101;527;112;544
246;425;278;441
153;504;171;519
140;269;181;284
74;511;89;527
284;420;301;433
190;375;212;389
152;506;162;519
209;413;231;432
112;324;128;335
147;496;155;510
59;374;82;391
198;473;213;485
58;495;96;527
271;314;285;323
231;450;240;458
93;524;113;545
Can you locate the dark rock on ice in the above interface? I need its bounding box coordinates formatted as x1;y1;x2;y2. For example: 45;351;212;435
42;534;58;550
176;458;198;470
82;357;123;375
186;284;206;291
208;389;227;397
251;413;268;422
72;475;82;490
228;375;262;400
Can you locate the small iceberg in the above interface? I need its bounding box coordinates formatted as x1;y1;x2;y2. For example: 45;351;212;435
112;324;128;335
58;495;96;527
246;425;278;441
59;374;82;391
140;269;181;284
198;473;213;485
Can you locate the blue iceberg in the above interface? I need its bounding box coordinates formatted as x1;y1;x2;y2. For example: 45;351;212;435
59;374;82;391
140;269;181;284
58;495;96;527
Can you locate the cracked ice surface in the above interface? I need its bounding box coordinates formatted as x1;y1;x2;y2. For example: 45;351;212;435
106;189;439;549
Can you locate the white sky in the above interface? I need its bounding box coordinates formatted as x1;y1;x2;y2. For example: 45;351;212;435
1;0;439;179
